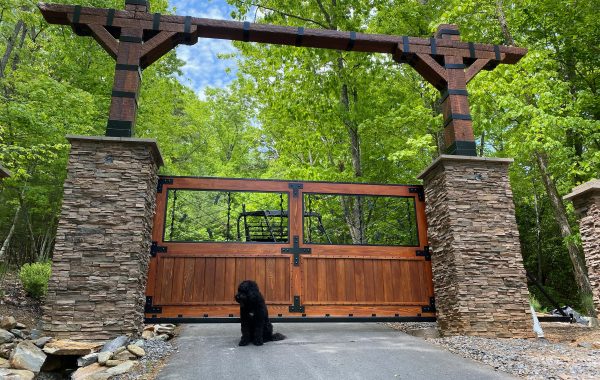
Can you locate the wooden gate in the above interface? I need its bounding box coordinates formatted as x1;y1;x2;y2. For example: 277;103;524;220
145;177;435;322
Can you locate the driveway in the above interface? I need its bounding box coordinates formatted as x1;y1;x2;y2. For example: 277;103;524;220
156;323;515;380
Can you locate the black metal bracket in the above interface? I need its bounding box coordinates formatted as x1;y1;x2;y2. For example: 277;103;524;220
409;187;425;202
289;183;303;198
282;236;311;266
289;296;305;313
157;177;174;193
150;241;167;257
416;246;431;261
422;297;436;313
145;296;162;314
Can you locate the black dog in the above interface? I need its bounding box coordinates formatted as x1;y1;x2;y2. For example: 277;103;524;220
235;280;285;346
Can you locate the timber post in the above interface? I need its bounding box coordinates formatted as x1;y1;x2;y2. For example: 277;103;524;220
564;180;600;321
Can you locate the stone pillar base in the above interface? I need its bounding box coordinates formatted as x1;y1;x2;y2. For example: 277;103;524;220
565;180;600;319
418;155;533;338
42;135;163;341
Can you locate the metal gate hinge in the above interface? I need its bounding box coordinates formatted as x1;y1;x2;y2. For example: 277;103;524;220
150;241;167;257
145;296;162;314
416;246;431;261
289;296;305;313
422;297;436;313
282;236;311;266
409;186;425;202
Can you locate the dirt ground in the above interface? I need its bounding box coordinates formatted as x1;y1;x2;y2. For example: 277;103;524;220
0;271;42;329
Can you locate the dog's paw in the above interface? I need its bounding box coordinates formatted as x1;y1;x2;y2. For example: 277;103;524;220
239;338;250;346
252;339;264;346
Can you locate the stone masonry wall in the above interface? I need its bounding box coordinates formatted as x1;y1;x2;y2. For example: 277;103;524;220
567;183;600;317
42;136;161;341
419;155;533;338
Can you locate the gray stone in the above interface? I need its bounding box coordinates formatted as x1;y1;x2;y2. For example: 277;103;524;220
14;323;26;330
29;330;42;340
141;330;155;340
101;335;128;353
112;349;136;361
71;363;108;380
10;341;47;373
113;346;126;355
77;352;99;367
0;357;9;368
0;328;15;344
10;329;24;339
97;351;112;365
33;337;52;348
153;334;170;341
578;342;592;349
133;339;144;347
0;342;15;359
105;359;124;367
127;344;145;357
0;316;17;330
0;368;35;380
105;360;136;376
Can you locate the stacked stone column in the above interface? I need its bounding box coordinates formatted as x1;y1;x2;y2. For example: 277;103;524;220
418;155;533;338
42;136;162;341
564;180;600;318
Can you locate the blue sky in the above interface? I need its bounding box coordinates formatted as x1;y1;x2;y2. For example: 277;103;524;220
169;0;240;96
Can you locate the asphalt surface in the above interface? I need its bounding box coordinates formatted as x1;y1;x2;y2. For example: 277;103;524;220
156;323;515;380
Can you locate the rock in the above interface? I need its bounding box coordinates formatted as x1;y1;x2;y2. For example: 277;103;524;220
0;368;35;380
592;342;600;349
10;329;25;339
10;341;47;373
42;340;101;356
105;360;136;376
0;316;17;330
153;334;170;341
0;342;15;359
34;337;52;348
127;344;145;357
141;330;155;340
14;323;26;330
71;363;108;380
0;357;9;368
29;330;42;340
133;339;144;347
112;350;136;361
101;336;128;353
97;351;112;365
105;359;124;367
77;352;99;367
114;346;126;355
37;372;63;380
0;329;15;344
143;325;154;331
578;342;592;349
154;324;175;335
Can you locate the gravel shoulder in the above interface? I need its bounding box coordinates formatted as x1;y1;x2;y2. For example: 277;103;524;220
386;322;600;380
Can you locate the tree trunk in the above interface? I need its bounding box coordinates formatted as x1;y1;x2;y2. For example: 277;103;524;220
535;150;597;318
531;178;543;282
0;20;24;78
495;1;514;45
0;203;21;262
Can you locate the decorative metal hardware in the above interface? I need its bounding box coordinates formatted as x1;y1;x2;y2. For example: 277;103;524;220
150;241;167;257
145;296;162;314
289;296;305;313
409;187;425;202
416;246;431;261
422;297;436;313
289;183;303;197
282;236;311;266
157;178;173;193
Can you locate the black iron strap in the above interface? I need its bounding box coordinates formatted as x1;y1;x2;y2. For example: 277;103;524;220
402;36;410;53
116;63;140;71
72;5;81;23
494;45;501;61
126;0;149;5
112;90;137;100
120;35;143;43
346;31;356;51
438;28;460;36
295;27;304;46
440;89;469;102
469;42;475;59
443;113;472;127
153;13;161;30
184;16;192;34
106;9;115;26
243;21;250;42
107;120;133;129
445;63;465;69
430;37;437;55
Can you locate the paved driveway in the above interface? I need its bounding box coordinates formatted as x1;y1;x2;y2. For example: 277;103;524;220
157;323;515;380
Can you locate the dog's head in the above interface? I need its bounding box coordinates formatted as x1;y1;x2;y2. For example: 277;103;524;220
235;280;261;307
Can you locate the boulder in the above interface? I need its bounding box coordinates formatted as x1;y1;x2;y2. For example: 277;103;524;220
114;346;126;355
0;329;15;344
112;350;136;361
0;316;17;330
97;351;112;365
10;329;25;339
105;360;136;376
33;337;52;348
105;359;124;367
28;330;42;340
71;363;108;380
133;339;144;347
127;344;145;357
42;340;101;356
77;352;99;367
14;323;26;330
9;341;46;373
0;342;15;359
154;324;175;335
141;330;155;340
101;336;128;353
0;357;10;368
0;368;35;380
153;334;170;341
593;341;600;349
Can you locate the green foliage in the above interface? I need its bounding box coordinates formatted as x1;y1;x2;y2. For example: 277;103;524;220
19;261;52;299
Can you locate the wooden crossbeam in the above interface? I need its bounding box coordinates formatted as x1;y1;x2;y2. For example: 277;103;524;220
37;2;528;156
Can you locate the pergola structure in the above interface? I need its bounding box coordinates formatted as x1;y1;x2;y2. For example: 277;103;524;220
39;0;526;156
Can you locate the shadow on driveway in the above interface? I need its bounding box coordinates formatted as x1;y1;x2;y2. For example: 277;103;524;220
157;323;515;380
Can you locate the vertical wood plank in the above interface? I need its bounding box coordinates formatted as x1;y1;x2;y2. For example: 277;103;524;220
224;258;236;303
256;258;266;298
335;258;346;302
326;259;336;302
344;259;356;303
204;258;216;303
192;258;205;303
214;258;226;302
182;258;195;303
363;259;376;303
354;260;365;302
373;259;385;303
317;259;328;302
171;258;185;303
265;258;276;303
275;258;287;302
382;259;394;302
160;258;174;304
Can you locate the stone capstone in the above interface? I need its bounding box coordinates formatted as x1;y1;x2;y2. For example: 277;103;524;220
10;341;47;373
418;156;533;338
41;136;162;342
42;340;101;356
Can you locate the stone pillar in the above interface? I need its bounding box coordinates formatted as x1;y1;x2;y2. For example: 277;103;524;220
564;180;600;318
42;135;163;341
418;155;533;338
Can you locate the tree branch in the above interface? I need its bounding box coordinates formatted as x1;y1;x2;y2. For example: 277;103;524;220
239;1;329;29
